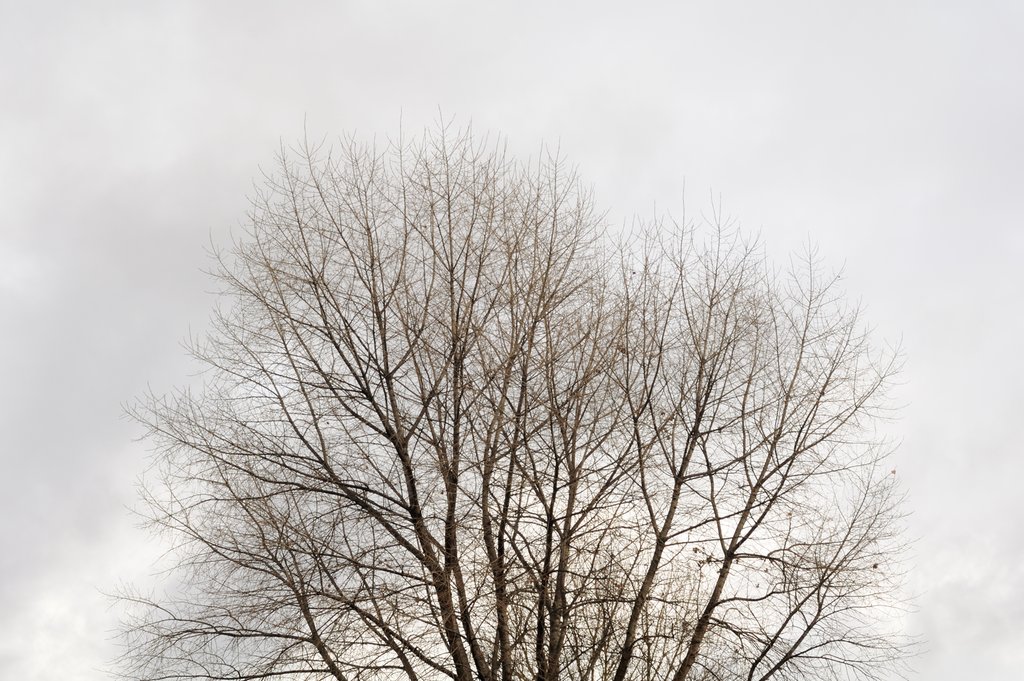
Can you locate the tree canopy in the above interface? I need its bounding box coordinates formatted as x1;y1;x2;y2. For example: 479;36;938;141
121;127;909;681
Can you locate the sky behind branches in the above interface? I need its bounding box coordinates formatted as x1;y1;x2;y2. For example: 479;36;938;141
2;1;1023;678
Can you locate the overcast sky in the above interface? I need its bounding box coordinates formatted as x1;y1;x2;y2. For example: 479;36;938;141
2;1;1023;678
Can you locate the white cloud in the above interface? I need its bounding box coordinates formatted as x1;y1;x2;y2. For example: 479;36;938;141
3;1;1022;678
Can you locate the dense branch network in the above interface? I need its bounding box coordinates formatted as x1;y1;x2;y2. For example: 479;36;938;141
120;127;910;681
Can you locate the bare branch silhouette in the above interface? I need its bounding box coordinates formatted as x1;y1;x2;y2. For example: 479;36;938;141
119;125;911;681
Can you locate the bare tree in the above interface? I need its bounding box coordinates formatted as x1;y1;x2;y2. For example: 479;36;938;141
120;125;910;681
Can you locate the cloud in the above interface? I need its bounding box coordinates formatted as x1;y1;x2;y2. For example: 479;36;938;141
2;1;1022;678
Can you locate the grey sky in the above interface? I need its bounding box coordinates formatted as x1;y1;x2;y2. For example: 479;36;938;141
2;1;1022;678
